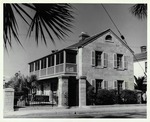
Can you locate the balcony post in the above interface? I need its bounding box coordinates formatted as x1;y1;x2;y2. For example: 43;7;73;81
39;60;41;77
54;54;56;74
63;50;66;73
33;62;35;72
46;57;48;75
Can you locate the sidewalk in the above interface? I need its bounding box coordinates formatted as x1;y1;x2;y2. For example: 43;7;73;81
4;104;146;118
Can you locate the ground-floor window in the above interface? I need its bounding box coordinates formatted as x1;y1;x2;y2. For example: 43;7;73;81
117;80;123;94
96;79;103;93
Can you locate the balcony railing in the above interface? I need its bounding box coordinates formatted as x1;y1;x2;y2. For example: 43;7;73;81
30;63;77;78
66;63;77;73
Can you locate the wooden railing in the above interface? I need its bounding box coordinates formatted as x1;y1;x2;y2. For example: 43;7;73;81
66;63;77;73
30;63;77;78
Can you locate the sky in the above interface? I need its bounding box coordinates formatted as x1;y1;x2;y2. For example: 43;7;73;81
3;4;147;80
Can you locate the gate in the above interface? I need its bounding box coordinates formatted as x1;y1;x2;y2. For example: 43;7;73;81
14;90;58;109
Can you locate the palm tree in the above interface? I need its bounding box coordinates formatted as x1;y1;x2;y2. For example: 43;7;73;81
134;76;145;91
4;4;74;49
130;4;147;19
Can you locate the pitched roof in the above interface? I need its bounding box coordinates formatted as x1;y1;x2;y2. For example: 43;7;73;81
134;52;147;62
67;29;110;49
29;29;134;64
66;29;134;53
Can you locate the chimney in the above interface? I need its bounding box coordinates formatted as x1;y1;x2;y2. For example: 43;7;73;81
79;32;90;41
140;46;147;53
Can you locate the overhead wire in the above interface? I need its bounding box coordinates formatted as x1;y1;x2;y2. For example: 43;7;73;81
101;4;147;77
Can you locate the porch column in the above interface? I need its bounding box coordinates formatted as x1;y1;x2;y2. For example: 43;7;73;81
58;76;69;107
49;83;52;102
79;76;86;107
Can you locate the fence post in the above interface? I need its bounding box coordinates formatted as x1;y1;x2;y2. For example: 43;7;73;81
4;88;14;112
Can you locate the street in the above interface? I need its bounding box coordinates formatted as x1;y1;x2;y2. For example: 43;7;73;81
4;104;146;118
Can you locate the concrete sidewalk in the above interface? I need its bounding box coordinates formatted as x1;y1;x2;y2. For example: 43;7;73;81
4;104;146;118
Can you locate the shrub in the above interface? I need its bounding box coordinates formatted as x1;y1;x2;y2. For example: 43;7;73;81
95;89;116;105
109;89;119;104
120;90;137;104
86;86;95;105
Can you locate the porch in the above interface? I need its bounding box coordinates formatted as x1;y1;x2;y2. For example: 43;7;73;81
29;49;77;80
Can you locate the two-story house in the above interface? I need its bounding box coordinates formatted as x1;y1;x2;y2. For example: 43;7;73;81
28;29;134;107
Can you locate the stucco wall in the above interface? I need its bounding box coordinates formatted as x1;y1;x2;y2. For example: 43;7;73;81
78;32;134;90
134;60;147;78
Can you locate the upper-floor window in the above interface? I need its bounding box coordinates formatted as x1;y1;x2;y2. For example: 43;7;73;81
117;54;123;68
114;54;128;70
48;55;54;67
56;52;64;65
96;51;102;66
91;50;108;68
145;62;147;73
35;60;40;71
30;63;34;72
41;58;46;69
105;35;112;41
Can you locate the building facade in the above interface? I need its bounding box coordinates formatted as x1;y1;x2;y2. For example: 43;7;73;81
134;46;147;92
134;46;147;78
29;29;134;107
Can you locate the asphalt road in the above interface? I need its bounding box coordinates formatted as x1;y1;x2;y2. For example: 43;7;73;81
4;104;146;118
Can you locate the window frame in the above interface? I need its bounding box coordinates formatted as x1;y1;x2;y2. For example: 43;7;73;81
95;51;103;67
117;54;123;69
145;62;147;73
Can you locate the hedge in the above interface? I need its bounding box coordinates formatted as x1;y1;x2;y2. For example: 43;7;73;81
120;90;137;104
95;89;116;105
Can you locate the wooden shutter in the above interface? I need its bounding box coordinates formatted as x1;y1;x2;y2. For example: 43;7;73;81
125;81;128;89
91;51;95;66
114;54;117;69
104;81;108;89
104;53;108;68
114;81;117;90
92;79;96;93
124;56;128;70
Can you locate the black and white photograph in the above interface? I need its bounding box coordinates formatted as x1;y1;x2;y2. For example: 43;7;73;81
3;1;147;119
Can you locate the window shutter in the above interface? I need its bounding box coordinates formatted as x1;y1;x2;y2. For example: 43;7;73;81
91;51;95;66
114;81;117;90
114;54;117;69
92;79;96;93
125;81;128;89
104;53;108;68
104;81;108;89
124;56;128;70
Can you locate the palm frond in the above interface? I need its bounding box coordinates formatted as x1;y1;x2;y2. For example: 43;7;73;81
26;4;74;45
4;3;74;48
130;4;147;19
4;4;18;48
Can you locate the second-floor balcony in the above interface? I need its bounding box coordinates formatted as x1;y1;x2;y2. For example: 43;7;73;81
29;49;77;79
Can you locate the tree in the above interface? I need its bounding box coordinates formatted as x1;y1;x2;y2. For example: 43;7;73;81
130;4;147;20
26;74;38;93
4;4;74;48
134;76;145;91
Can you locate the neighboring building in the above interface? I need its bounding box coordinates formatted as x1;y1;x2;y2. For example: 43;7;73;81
134;46;147;92
28;29;134;107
